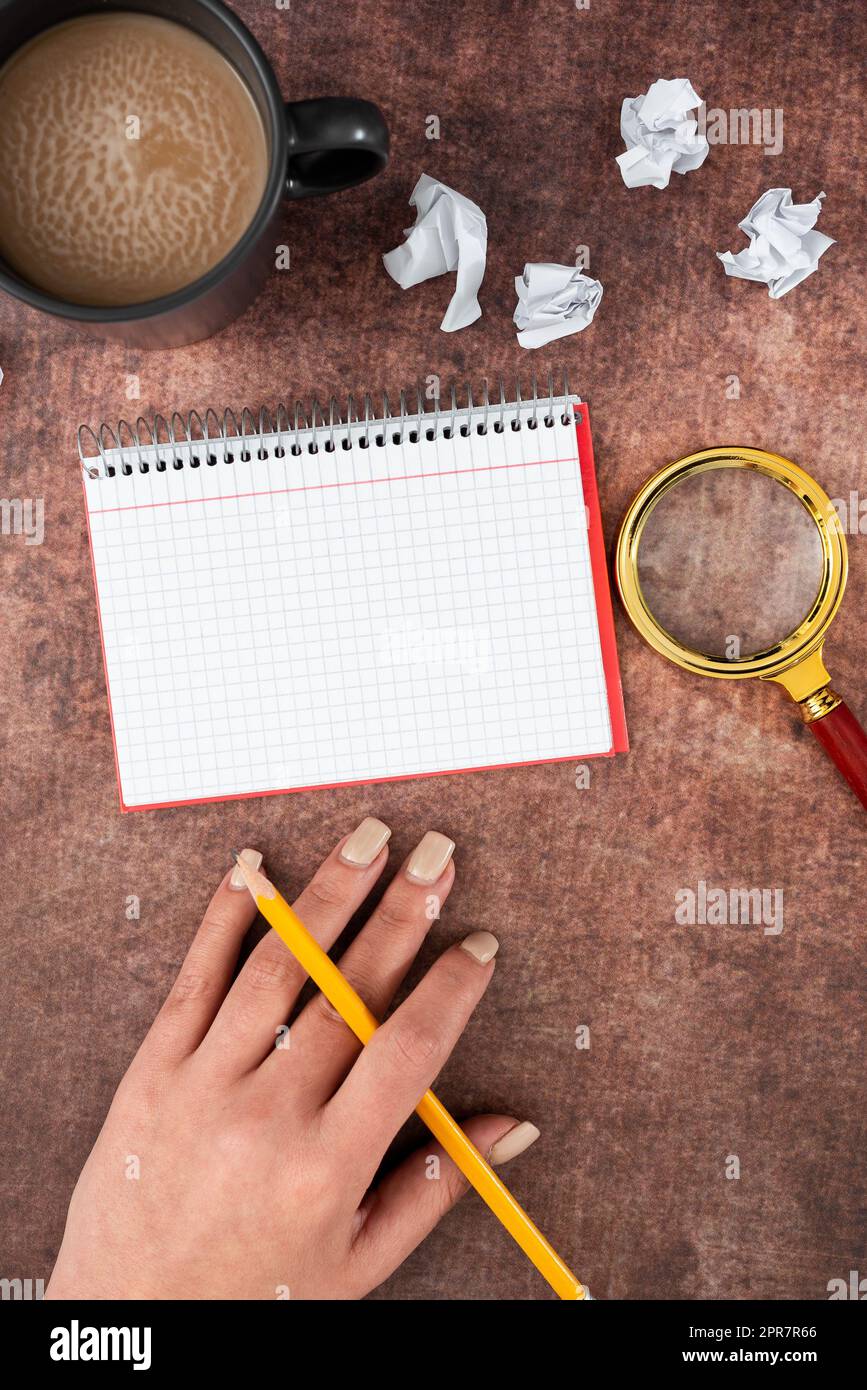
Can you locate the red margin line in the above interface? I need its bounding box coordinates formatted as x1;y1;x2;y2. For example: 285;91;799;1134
87;454;583;515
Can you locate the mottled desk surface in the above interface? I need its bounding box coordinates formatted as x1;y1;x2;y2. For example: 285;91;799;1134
1;0;865;1301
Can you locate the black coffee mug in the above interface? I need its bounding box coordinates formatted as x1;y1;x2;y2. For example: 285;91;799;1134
0;0;389;347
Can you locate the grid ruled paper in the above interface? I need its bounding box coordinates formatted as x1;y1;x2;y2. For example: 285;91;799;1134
82;398;614;809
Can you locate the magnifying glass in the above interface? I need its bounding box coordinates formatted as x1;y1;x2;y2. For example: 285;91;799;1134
615;447;867;810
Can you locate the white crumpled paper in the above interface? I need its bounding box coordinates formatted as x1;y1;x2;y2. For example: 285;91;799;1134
616;77;709;189
716;188;834;298
513;263;603;349
382;174;487;332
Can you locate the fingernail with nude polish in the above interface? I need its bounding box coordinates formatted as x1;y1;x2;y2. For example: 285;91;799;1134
488;1122;541;1167
339;817;391;867
459;930;499;964
406;830;455;884
230;847;263;890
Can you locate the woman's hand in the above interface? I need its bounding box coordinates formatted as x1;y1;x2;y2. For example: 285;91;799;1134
45;820;539;1300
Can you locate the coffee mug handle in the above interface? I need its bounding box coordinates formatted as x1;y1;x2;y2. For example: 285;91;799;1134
283;98;389;199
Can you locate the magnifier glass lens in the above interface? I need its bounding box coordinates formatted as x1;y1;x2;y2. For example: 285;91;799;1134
636;468;825;659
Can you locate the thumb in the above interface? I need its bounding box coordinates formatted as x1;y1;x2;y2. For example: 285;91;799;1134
349;1115;540;1286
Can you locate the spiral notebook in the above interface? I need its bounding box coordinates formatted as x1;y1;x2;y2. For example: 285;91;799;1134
79;385;627;812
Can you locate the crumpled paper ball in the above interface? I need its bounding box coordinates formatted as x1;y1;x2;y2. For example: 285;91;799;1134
717;188;834;298
616;77;709;189
514;263;603;349
382;174;487;332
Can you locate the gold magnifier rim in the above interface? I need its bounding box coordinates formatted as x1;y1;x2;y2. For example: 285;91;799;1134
615;447;848;681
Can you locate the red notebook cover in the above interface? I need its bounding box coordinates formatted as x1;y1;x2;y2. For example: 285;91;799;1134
575;404;629;758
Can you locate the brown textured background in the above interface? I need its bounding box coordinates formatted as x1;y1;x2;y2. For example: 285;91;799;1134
1;0;865;1301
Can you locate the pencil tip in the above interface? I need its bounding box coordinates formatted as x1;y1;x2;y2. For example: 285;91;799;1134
230;849;240;864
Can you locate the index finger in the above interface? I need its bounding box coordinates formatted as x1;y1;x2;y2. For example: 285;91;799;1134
138;851;262;1068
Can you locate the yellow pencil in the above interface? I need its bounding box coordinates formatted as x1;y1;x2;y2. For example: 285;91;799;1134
231;851;588;1301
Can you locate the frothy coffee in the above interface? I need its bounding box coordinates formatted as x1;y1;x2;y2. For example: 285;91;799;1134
0;13;270;305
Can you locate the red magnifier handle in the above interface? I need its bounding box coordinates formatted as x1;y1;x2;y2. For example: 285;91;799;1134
809;700;867;810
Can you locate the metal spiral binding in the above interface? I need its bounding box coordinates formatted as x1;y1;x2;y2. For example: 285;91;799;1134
79;371;580;478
